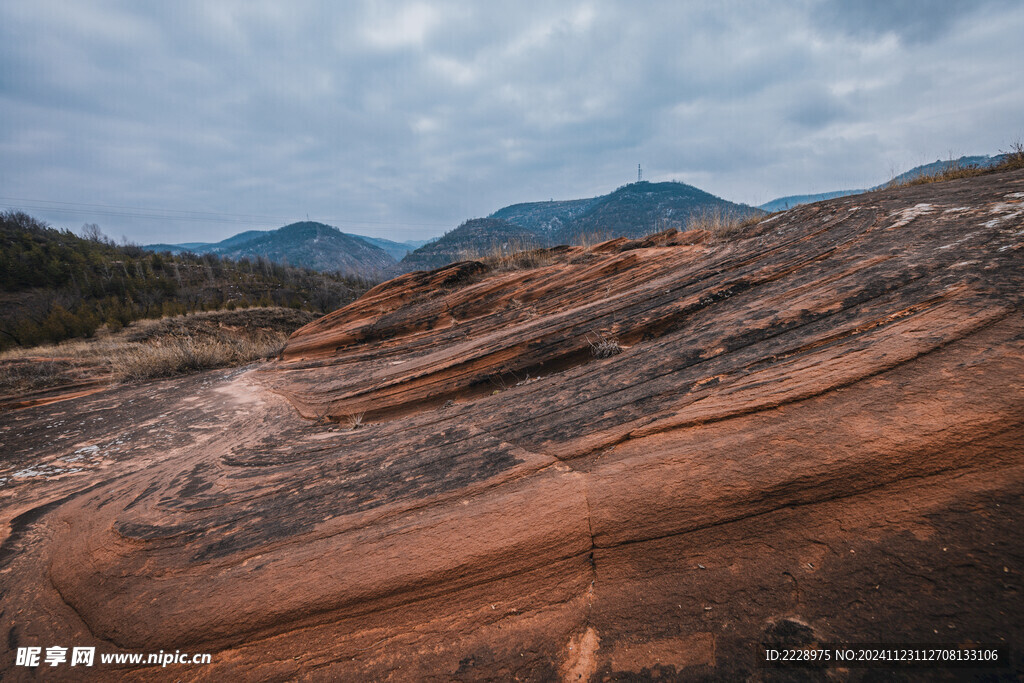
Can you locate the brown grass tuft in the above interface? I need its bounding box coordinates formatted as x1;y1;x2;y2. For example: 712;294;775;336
344;412;365;430
686;208;766;241
456;237;568;273
0;307;305;393
0;359;76;394
109;334;286;382
588;333;623;358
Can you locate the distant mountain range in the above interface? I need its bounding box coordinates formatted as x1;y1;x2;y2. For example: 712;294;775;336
146;181;759;281
758;190;864;213
759;154;1006;212
145;155;1006;283
146;223;427;280
357;236;431;260
2;211;369;351
395;180;760;273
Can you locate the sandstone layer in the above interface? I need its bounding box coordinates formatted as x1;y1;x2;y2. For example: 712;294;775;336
1;171;1023;680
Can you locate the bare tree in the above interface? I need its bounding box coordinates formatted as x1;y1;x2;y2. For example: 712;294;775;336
80;223;110;244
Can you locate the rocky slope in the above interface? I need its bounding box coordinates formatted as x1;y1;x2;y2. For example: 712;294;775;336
1;170;1023;680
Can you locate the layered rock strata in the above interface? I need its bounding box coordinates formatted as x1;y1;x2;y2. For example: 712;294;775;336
1;171;1022;680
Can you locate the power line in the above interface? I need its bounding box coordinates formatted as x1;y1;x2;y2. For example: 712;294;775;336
0;204;278;226
0;195;453;230
0;196;286;221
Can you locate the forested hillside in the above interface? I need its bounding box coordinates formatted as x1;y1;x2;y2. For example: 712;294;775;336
397;218;540;272
552;180;761;243
144;221;403;279
0;211;369;350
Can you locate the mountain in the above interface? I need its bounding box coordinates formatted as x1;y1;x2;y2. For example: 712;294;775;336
759;154;1007;212
0;211;368;351
398;218;539;273
397;181;760;274
146;222;395;280
146;231;273;256
143;241;211;254
207;229;270;250
357;236;430;261
489;197;599;236
883;154;1004;186
553;181;760;244
204;222;395;278
758;189;865;213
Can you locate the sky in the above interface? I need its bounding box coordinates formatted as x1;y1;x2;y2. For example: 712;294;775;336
1;1;1022;244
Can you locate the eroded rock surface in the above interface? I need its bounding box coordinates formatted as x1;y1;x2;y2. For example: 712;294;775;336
2;171;1023;680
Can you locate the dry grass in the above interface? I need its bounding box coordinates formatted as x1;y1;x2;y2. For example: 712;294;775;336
895;162;985;187
0;359;78;394
686;208;767;241
344;412;365;430
456;237;534;261
588;333;623;358
456;237;556;271
576;229;617;249
489;248;560;272
0;307;306;394
891;141;1024;188
0;338;112;361
110;334;286;382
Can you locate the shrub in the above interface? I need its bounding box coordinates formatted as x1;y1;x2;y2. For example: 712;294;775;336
588;333;623;358
109;333;286;382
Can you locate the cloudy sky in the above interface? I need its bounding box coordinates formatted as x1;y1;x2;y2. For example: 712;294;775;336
1;1;1021;244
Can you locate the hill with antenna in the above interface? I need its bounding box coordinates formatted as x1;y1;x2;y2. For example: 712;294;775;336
395;180;760;274
552;181;760;243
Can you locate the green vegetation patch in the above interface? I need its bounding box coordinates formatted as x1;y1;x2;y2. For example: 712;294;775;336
0;211;369;351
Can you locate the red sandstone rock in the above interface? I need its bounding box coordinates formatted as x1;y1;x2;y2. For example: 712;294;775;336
1;171;1023;680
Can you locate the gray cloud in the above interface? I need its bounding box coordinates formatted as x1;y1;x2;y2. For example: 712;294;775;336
1;0;1022;243
811;0;1016;44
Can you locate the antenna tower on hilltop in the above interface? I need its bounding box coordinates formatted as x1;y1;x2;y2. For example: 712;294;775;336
638;164;643;182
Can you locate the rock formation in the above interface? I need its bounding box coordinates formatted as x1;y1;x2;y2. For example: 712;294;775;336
1;170;1022;680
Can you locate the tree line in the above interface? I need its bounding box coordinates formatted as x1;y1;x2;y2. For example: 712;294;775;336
0;211;369;350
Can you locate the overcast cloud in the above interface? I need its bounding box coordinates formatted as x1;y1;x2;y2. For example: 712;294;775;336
1;0;1021;243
